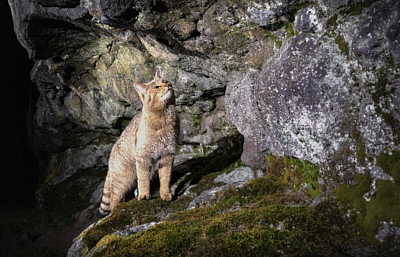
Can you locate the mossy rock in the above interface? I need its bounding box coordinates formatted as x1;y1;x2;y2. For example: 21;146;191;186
84;173;362;257
266;155;321;200
334;171;400;245
72;153;400;256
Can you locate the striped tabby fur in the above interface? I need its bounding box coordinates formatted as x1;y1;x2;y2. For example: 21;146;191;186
99;72;179;216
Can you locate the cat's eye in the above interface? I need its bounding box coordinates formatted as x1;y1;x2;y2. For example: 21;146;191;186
154;86;160;89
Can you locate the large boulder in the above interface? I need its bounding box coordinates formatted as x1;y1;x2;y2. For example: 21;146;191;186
226;0;400;187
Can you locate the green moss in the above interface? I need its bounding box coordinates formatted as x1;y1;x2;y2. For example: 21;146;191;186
276;40;282;49
266;155;321;199
193;115;202;127
82;153;400;255
368;69;400;139
386;54;396;69
376;150;400;183
334;173;371;213
352;130;366;164
214;27;251;56
334;171;400;244
346;0;376;16
326;14;338;31
335;35;349;56
370;70;389;105
94;133;117;146
93;234;120;251
283;22;297;37
92;195;355;257
366;180;400;240
82;196;193;249
84;158;244;250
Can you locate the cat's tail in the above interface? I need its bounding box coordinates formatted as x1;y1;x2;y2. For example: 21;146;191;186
98;172;112;216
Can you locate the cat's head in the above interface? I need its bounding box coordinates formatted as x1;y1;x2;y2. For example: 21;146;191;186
133;72;175;111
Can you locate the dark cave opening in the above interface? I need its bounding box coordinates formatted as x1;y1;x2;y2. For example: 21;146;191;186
1;3;40;211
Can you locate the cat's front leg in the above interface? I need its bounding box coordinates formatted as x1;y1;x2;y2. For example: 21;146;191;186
136;157;152;200
158;154;173;201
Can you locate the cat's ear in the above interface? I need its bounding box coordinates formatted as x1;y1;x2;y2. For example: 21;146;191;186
134;83;147;102
154;71;160;79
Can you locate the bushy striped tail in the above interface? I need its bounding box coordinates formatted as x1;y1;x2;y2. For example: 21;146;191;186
98;173;112;216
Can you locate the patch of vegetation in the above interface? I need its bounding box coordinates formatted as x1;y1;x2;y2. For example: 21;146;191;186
352;130;366;164
193;114;202;127
368;67;400;142
334;170;400;244
266;155;321;200
334;34;349;57
83;157;242;250
91;175;357;257
386;54;396;69
346;0;377;16
326;14;338;31
376;150;400;183
82;196;193;249
79;151;400;256
94;133;117;146
283;22;297;37
83;161;246;250
214;27;251;56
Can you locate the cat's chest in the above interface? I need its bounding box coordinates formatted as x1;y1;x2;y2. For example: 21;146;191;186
135;124;176;159
137;116;175;142
137;123;174;140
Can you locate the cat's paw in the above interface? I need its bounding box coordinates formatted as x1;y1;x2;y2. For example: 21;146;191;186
160;192;173;201
138;194;151;200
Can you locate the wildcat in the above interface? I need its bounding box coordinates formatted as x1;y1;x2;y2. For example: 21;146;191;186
99;72;179;216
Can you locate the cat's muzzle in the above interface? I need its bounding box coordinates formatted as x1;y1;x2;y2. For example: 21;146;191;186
162;85;173;97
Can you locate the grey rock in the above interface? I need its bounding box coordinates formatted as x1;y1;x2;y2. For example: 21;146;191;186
214;167;264;185
187;166;263;210
294;6;323;33
66;238;86;257
42;143;113;186
112;222;159;238
90;181;105;204
244;0;298;27
31;0;79;8
375;221;400;243
352;0;400;65
241;138;268;169
187;185;230;210
226;1;400;188
67;221;161;257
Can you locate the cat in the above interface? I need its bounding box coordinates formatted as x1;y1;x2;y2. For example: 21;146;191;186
99;72;179;216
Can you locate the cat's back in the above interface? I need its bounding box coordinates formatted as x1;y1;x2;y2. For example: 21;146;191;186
111;112;142;159
120;112;142;140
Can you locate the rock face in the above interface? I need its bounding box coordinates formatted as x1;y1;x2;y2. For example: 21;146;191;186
7;0;400;255
226;0;400;187
9;0;243;212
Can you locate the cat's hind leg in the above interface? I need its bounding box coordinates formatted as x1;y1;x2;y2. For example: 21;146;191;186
110;163;137;209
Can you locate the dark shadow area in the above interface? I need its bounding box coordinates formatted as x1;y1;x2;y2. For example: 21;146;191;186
0;2;39;211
